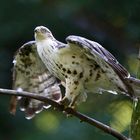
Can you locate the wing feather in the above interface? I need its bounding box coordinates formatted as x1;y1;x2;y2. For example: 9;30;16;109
10;41;62;119
66;36;129;77
66;35;134;96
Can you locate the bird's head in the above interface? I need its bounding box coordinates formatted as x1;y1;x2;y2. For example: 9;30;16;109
34;26;54;41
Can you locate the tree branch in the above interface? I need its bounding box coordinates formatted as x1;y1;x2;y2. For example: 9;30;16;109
0;88;128;140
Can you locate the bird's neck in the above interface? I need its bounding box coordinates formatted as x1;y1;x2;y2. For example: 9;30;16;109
37;38;58;56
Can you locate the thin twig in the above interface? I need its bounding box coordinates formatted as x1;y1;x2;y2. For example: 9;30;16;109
0;88;128;140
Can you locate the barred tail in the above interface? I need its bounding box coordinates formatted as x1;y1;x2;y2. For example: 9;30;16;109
18;80;62;120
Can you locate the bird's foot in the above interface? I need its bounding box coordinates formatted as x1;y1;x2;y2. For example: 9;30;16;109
60;97;70;107
61;97;77;117
60;97;76;108
69;102;76;109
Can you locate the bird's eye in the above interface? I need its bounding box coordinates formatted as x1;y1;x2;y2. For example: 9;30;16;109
40;28;47;33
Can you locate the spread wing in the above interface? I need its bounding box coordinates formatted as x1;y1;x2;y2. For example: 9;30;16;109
66;35;134;96
10;41;62;119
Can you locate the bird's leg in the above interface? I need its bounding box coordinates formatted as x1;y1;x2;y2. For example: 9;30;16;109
69;95;79;108
61;77;84;108
60;96;71;107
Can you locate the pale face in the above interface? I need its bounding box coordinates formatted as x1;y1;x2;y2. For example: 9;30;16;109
34;26;53;41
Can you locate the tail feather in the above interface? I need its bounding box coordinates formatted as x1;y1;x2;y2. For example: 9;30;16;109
25;102;44;119
18;81;62;119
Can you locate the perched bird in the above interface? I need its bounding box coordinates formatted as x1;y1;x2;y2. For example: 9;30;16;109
10;26;140;119
34;26;140;107
10;41;62;119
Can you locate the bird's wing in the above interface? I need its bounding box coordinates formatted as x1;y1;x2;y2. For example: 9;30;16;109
10;41;62;119
66;35;134;96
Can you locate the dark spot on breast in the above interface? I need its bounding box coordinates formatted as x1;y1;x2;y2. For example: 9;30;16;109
89;69;92;77
72;61;75;64
73;70;77;75
90;73;92;77
79;72;83;79
76;62;79;65
94;63;100;71
117;86;125;92
70;92;73;95
105;65;109;68
62;73;65;76
74;81;79;85
56;63;61;69
17;67;25;73
95;72;101;81
32;85;38;88
28;83;33;86
85;78;89;82
72;56;76;58
67;69;71;74
87;58;90;61
56;63;59;66
25;71;30;75
60;64;63;68
101;69;105;73
109;78;114;82
65;75;68;78
62;68;66;72
89;65;93;67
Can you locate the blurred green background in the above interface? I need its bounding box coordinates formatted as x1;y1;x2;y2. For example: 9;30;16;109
0;0;140;140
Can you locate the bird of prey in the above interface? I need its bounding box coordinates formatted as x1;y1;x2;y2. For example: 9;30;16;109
34;26;140;106
10;26;140;119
